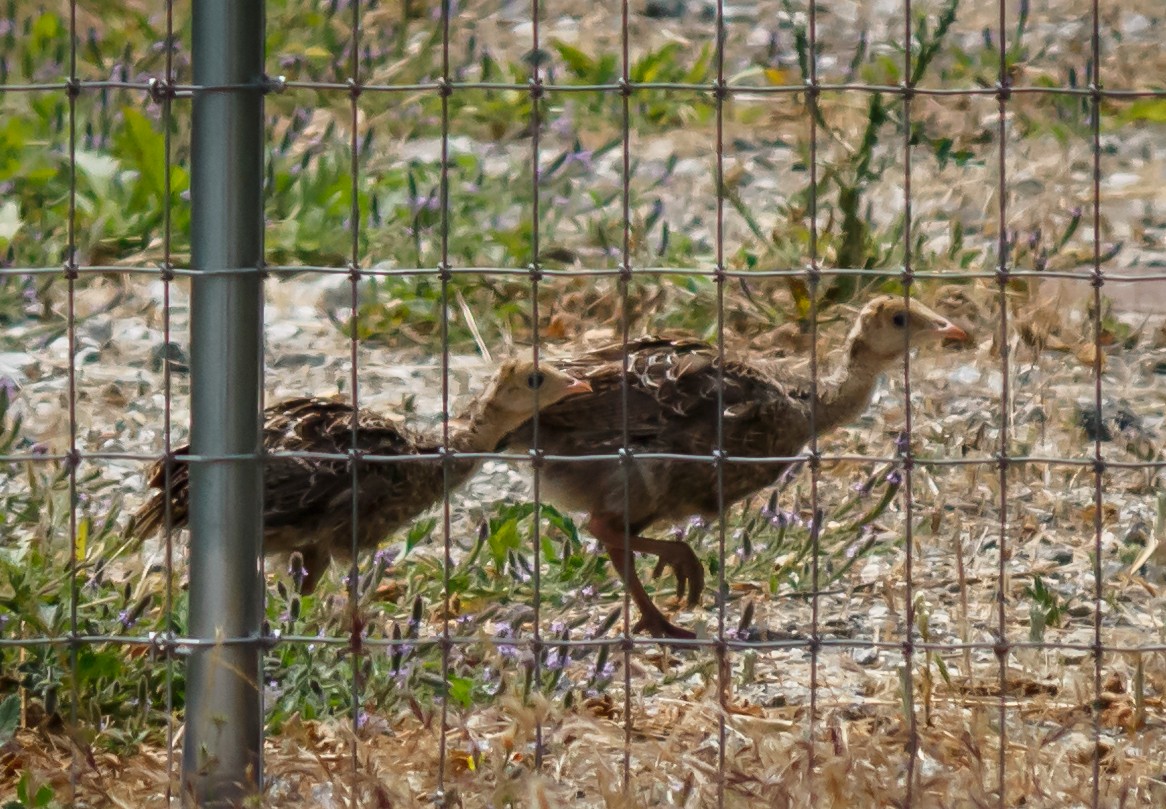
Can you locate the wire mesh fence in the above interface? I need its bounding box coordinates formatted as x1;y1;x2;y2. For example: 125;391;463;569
2;0;1166;805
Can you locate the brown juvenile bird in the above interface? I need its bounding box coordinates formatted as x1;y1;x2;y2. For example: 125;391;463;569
130;360;591;593
503;295;968;638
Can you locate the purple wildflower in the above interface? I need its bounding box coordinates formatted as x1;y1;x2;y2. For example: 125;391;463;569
408;194;441;214
545;646;568;671
894;432;910;455
564;149;593;172
22;274;37;305
493;624;519;659
392;662;414;687
549;112;576;140
732;528;749;558
762;509;790;530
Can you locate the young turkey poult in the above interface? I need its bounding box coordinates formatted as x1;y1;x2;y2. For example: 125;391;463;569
502;295;968;638
130;360;591;593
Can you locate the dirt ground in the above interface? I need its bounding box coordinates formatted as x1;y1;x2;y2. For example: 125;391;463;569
4;0;1166;806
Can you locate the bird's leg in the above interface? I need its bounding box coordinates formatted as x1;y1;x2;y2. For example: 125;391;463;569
588;514;695;640
296;544;332;596
629;535;705;606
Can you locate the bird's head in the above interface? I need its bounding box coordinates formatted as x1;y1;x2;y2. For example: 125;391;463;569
846;295;968;365
474;359;592;430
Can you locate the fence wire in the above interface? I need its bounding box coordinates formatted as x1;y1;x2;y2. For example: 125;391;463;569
2;0;1166;806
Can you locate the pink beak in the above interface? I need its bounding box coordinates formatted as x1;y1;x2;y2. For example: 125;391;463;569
935;320;969;342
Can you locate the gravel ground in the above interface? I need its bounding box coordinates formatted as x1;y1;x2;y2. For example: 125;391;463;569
4;0;1166;804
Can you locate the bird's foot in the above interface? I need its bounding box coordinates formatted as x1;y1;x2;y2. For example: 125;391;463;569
632;607;696;641
648;541;706;607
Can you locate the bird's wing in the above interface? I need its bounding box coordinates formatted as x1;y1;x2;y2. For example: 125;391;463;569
518;336;800;451
132;397;420;535
260;398;419;529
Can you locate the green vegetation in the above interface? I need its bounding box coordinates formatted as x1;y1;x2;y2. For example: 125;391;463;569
6;0;1140;773
0;366;917;754
3;0;1013;355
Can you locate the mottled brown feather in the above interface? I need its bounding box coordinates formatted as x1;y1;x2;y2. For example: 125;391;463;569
501;296;966;636
130;360;590;592
130;397;446;559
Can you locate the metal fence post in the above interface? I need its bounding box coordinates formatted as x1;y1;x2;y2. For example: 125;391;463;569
183;1;265;805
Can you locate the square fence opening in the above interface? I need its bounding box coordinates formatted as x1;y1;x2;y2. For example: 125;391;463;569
1;0;1165;806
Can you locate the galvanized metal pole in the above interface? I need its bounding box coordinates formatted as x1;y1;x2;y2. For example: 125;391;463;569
183;1;265;805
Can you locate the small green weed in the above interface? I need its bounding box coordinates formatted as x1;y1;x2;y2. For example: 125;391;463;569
747;0;979;324
1024;574;1071;642
3;771;56;809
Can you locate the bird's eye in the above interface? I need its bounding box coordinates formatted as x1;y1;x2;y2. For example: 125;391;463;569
526;371;545;389
892;312;907;328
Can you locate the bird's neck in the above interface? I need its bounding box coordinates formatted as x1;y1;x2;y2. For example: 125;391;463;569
812;340;898;434
445;404;514;453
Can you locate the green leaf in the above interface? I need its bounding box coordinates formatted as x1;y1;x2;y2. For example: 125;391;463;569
404;517;436;556
630;43;682;83
539;504;579;543
29;13;62;62
540;535;558;564
445;674;474;708
76;647;122;685
683;44;713;84
552;41;597;81
0;201;21;250
15;771;53;808
114;107;168;209
0;118;32;182
1119;99;1166;124
487;517;521;568
0;693;19;745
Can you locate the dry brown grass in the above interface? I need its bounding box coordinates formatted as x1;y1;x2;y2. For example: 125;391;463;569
5;0;1166;805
